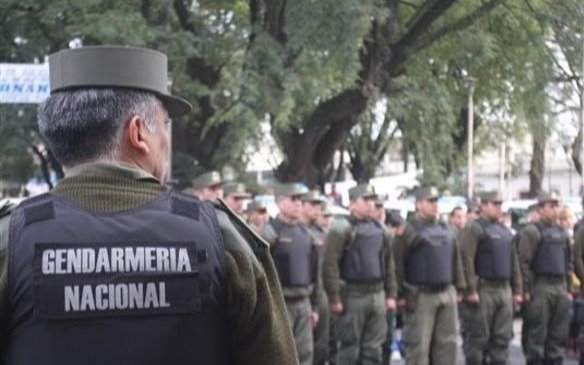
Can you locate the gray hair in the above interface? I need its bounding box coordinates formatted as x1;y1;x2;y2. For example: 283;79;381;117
38;88;163;167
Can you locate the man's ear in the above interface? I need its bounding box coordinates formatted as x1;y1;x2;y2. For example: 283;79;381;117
126;115;150;154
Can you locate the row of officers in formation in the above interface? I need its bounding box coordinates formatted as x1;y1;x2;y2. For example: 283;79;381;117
191;170;583;365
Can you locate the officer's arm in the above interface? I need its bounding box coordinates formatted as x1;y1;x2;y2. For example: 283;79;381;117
214;210;298;365
322;220;349;304
517;225;540;294
0;213;11;359
458;222;482;294
309;235;320;312
573;227;584;284
453;234;467;291
566;235;574;292
511;242;523;295
392;225;413;298
382;229;397;298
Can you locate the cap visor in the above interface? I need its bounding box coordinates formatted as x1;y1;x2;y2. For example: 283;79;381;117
159;94;192;118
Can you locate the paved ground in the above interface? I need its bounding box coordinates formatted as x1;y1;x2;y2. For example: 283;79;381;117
389;320;579;364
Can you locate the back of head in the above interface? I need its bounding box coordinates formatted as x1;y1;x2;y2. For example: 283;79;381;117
39;45;191;169
39;89;161;167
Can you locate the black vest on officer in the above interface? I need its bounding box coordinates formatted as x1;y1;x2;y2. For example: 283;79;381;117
532;222;568;276
406;219;454;286
340;218;385;283
270;218;314;288
4;192;230;365
475;218;513;280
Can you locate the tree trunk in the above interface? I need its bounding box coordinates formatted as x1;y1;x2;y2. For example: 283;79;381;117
571;126;582;176
529;133;546;197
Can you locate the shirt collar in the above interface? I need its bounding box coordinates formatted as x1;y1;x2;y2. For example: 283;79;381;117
65;162;160;183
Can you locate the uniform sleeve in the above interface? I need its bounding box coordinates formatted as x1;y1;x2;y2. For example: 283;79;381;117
453;234;467;291
574;227;584;284
322;221;349;304
459;222;482;294
566;235;573;291
392;224;415;298
383;230;397;298
518;225;541;293
215;211;298;365
0;214;11;357
309;235;320;312
511;242;523;295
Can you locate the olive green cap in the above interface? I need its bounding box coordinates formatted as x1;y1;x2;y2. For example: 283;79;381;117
537;191;561;205
223;182;251;198
49;46;192;118
246;200;268;212
374;195;386;207
322;204;334;217
193;171;224;189
274;183;309;197
480;190;503;203
349;184;377;200
414;186;440;201
302;190;326;203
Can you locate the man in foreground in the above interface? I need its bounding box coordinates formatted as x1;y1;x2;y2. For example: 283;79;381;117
0;45;297;365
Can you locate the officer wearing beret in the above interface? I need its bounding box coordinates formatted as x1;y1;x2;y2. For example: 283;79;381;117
193;171;224;202
323;183;397;365
392;186;466;365
0;46;297;365
300;191;330;365
519;192;572;365
459;191;522;365
261;183;320;365
223;182;252;216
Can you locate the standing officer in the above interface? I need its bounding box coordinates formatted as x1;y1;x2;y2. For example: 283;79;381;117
574;197;584;365
300;191;330;365
223;182;252;215
262;183;320;365
519;192;572;365
459;191;523;365
0;46;297;365
246;200;269;233
193;171;224;201
323;183;397;365
392;186;466;365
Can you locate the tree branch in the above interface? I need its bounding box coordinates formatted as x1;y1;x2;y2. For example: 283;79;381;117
411;0;505;54
389;0;457;73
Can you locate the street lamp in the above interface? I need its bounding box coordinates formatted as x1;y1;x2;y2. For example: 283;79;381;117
464;75;476;199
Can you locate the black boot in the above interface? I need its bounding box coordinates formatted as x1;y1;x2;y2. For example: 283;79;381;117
527;360;543;365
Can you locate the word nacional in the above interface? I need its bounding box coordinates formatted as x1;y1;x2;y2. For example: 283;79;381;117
37;245;197;315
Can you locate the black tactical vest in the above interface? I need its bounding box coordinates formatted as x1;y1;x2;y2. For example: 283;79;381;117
4;192;231;365
532;222;568;276
406;219;454;286
270;218;314;288
475;218;513;280
340;218;385;283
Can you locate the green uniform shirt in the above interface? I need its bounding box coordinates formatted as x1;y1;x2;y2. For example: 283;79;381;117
322;216;397;304
0;162;298;365
393;218;466;298
459;218;522;295
574;225;584;285
518;219;573;292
